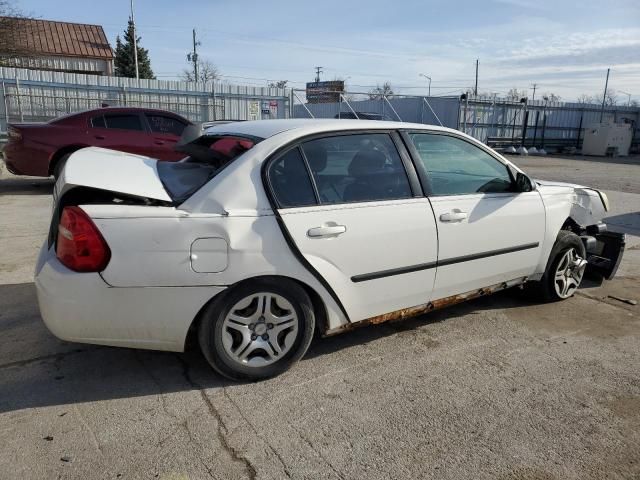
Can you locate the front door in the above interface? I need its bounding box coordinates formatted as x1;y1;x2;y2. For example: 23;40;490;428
268;132;438;323
405;131;546;300
144;112;188;161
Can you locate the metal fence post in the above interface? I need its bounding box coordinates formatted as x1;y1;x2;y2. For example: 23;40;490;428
16;77;23;122
1;81;8;131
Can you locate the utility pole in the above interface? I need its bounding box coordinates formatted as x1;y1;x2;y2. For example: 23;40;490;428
187;29;201;81
474;59;479;96
130;0;139;80
314;66;323;83
600;68;610;123
530;83;537;102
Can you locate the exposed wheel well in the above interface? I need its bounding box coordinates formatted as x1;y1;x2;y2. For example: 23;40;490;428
561;217;583;235
182;275;329;351
48;145;86;176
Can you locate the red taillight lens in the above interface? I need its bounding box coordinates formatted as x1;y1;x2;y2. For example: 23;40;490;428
8;126;22;141
56;206;111;272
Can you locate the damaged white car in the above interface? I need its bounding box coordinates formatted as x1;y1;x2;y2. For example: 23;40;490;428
35;120;625;380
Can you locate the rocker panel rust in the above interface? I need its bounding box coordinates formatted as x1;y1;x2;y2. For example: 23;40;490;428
324;278;525;336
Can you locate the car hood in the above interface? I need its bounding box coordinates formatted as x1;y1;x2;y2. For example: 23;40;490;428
55;147;172;203
534;179;586;189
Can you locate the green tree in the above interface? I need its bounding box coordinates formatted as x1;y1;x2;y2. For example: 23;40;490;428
114;18;154;79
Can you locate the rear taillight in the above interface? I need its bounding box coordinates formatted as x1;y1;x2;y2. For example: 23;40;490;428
7;126;22;141
56;206;111;272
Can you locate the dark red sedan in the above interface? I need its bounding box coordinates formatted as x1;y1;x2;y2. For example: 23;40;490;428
3;107;191;177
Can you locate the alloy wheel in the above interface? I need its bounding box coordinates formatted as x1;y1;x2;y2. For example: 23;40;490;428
554;248;587;299
221;293;299;367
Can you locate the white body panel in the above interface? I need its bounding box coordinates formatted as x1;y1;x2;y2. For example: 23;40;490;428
58;147;171;202
430;191;546;299
278;198;438;322
35;119;613;353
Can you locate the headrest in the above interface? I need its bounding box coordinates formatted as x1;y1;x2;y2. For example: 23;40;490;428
348;150;386;176
303;143;327;173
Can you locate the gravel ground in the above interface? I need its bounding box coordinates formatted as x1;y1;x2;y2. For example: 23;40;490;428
0;155;639;480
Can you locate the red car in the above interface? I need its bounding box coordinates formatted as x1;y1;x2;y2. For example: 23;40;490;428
3;107;191;177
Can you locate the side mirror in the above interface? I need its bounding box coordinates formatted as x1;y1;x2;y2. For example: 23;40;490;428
515;172;535;192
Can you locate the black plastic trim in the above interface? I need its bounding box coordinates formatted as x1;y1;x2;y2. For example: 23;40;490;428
351;261;437;283
350;242;540;282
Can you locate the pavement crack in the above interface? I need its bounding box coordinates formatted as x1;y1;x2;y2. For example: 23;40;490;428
223;388;293;479
182;420;218;480
299;433;345;480
133;351;176;420
175;354;258;480
73;404;103;455
0;347;100;371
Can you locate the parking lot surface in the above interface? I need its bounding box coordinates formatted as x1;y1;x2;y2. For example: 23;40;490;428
1;154;639;480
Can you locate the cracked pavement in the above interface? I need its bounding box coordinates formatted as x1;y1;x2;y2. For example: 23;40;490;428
1;155;639;479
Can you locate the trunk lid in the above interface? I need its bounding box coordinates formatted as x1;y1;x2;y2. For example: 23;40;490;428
56;147;172;203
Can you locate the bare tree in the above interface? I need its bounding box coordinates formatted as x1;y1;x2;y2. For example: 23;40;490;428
577;94;597;104
505;88;529;102
604;89;618;106
543;92;562;102
268;80;288;88
630;99;639;108
182;59;220;82
0;1;38;65
368;82;394;100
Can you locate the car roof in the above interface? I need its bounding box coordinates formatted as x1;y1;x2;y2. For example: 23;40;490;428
203;118;454;139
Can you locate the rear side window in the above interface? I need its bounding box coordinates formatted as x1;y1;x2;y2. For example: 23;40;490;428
146;114;187;136
269;148;317;208
301;133;412;204
91;116;106;128
104;114;144;131
158;135;259;203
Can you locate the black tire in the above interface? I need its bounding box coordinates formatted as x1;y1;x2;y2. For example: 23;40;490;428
198;278;315;381
526;230;586;302
52;153;72;179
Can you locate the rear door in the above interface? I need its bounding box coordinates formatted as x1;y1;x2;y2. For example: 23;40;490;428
404;131;546;300
267;131;438;323
89;112;153;157
144;112;188;161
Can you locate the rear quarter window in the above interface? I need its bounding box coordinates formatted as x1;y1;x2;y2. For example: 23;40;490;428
158;134;260;203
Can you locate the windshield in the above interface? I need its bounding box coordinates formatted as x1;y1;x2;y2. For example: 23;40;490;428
158;135;259;203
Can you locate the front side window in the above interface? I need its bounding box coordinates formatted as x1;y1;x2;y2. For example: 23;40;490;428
104;114;144;131
301;133;412;204
409;133;513;195
146;114;187;136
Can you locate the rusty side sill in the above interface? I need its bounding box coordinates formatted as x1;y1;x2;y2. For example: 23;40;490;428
324;277;527;336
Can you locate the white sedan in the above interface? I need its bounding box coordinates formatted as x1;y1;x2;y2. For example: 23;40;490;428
35;120;625;380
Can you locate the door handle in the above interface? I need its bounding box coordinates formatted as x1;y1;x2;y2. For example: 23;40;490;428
439;209;468;222
94;135;105;140
154;140;165;145
307;224;347;238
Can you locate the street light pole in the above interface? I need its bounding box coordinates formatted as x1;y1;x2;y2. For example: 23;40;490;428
618;90;632;107
419;73;431;96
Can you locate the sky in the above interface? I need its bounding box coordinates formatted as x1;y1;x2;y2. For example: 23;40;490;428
12;0;640;102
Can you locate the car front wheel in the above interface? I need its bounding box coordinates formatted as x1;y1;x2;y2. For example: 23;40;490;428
533;230;587;302
198;278;315;381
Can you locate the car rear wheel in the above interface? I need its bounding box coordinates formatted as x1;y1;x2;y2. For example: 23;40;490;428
198;278;315;381
529;230;587;302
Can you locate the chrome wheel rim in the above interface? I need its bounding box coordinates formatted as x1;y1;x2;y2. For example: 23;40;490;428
222;293;299;367
554;248;587;299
